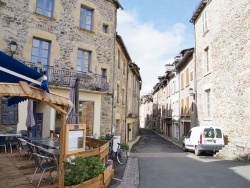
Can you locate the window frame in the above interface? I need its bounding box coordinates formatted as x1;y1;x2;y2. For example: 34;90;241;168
31;38;51;67
36;0;54;18
202;10;208;34
77;49;91;73
204;47;210;74
80;6;93;31
205;89;211;117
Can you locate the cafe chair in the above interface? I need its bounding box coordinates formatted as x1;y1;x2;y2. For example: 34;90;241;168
31;153;58;187
0;136;7;153
17;138;31;161
8;136;19;153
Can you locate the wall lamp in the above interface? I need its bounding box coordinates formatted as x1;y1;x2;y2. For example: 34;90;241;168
189;88;195;96
10;41;17;57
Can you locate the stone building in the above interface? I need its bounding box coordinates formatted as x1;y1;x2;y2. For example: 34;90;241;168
175;48;196;140
127;61;141;141
140;94;153;129
190;0;250;160
114;34;142;142
0;0;126;138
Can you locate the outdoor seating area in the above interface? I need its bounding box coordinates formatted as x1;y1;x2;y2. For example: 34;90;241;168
0;134;114;188
0;138;59;188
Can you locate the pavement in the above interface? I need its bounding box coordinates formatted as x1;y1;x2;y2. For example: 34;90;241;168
114;132;182;188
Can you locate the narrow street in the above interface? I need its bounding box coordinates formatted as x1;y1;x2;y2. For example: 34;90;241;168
130;129;250;188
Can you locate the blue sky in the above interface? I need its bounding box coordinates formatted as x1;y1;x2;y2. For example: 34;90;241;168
117;0;201;95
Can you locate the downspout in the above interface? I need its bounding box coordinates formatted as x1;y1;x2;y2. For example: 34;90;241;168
125;61;130;142
111;9;117;135
193;23;198;127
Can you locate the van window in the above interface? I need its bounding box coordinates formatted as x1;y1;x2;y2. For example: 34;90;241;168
203;128;215;138
215;129;222;138
187;130;192;138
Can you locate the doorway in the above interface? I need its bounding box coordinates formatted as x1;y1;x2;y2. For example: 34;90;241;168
31;113;43;137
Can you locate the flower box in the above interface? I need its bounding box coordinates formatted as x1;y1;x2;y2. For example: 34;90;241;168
65;165;114;188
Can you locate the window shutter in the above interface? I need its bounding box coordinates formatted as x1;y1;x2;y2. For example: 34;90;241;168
186;96;190;116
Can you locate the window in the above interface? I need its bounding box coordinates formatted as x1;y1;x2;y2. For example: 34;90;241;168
203;128;215;138
118;50;121;70
181;73;184;89
123;60;125;76
186;96;190;116
202;10;208;33
31;38;50;67
103;24;108;33
204;47;209;73
216;129;222;138
36;0;54;18
101;68;107;77
77;49;91;73
190;71;193;81
122;88;125;105
186;68;189;86
181;99;184;116
80;6;93;31
205;89;211;117
187;130;192;138
117;84;120;103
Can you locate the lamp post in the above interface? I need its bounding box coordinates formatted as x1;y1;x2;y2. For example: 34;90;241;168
10;41;17;57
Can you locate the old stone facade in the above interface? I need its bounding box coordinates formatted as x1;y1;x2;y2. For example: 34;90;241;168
190;0;250;161
190;0;250;139
0;0;122;137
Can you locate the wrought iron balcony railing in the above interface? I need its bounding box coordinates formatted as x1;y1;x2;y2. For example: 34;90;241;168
23;62;109;92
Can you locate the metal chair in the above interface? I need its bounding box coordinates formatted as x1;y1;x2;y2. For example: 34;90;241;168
31;153;58;187
0;136;7;153
17;138;30;160
8;136;19;153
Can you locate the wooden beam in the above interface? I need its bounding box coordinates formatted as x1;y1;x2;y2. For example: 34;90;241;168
0;85;9;95
19;81;33;95
44;101;67;114
58;106;67;188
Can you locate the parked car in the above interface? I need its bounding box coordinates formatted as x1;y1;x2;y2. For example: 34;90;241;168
182;126;224;156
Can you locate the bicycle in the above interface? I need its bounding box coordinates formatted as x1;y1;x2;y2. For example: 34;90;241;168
106;135;128;165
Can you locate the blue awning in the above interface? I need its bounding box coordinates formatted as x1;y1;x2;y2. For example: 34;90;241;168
0;51;49;105
0;51;43;84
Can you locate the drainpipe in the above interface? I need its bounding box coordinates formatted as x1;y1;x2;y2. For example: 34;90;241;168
125;61;130;142
193;23;198;127
75;78;79;124
111;10;117;135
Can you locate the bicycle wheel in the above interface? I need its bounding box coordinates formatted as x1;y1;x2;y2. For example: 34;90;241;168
116;149;128;164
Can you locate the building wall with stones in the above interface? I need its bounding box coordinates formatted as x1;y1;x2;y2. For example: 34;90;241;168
0;0;120;136
192;0;250;140
113;36;128;142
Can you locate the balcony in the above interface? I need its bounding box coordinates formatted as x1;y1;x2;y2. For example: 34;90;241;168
24;62;109;92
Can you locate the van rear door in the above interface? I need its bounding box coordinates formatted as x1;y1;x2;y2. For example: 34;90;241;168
202;127;224;147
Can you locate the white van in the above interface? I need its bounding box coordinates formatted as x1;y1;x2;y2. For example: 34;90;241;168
182;126;224;156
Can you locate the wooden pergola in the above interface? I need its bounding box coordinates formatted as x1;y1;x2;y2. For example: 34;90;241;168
0;81;73;187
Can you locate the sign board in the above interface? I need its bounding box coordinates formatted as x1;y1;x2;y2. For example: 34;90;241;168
1;101;18;124
66;124;86;155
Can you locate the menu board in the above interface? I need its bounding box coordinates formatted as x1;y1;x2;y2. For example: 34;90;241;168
66;124;86;155
68;130;84;151
1;101;18;124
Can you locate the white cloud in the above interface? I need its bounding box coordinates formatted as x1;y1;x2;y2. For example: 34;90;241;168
117;9;187;95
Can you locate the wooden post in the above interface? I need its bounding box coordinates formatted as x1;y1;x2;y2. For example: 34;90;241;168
58;107;67;188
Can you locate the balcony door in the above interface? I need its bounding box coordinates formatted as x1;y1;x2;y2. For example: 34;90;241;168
31;38;50;74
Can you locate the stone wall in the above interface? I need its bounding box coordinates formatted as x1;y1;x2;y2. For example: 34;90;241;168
0;0;118;135
194;0;250;140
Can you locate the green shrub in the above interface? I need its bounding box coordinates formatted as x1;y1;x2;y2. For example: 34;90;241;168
64;156;105;186
121;142;129;150
98;135;106;140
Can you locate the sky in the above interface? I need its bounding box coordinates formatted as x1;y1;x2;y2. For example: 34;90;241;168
117;0;201;96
